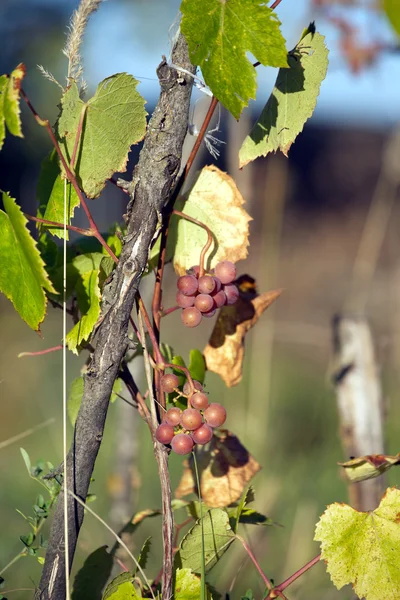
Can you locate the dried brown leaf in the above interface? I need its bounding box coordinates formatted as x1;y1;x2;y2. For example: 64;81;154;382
175;430;261;508
203;287;282;387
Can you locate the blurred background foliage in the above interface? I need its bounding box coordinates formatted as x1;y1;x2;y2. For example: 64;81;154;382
1;0;400;598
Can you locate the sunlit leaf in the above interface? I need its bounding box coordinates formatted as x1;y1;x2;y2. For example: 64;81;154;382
102;572;143;600
338;453;400;483
239;26;328;166
57;74;147;198
174;568;213;599
204;286;282;387
314;487;400;600
170;166;251;275
177;508;235;574
0;63;25;150
176;430;261;508
181;0;287;118
384;0;400;37
0;192;56;331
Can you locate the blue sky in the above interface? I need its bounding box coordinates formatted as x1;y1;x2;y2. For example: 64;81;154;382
78;0;399;128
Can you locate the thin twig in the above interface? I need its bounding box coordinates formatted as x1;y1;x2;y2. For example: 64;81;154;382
270;0;284;9
236;534;273;591
18;345;63;358
172;210;213;276
25;213;90;236
0;418;55;451
267;554;321;599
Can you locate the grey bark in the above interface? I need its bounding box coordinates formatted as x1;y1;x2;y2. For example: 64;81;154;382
36;34;195;599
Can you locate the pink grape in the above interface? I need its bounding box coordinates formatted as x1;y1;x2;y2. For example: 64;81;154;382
181;307;202;327
183;380;203;395
212;277;222;293
181;408;203;430
215;261;237;284
176;290;195;308
190;391;209;410
187;265;200;278
171;433;194;455
165;407;182;426
202;308;216;318
155;423;175;444
160;373;179;393
223;284;239;305
177;275;198;296
198;275;216;294
204;403;227;428
194;294;214;313
212;290;227;308
191;424;213;445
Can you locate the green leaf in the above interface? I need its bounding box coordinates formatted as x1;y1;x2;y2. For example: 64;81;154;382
68;375;122;425
181;0;287;119
170;166;251;276
20;532;34;547
0;192;56;330
177;508;235;574
134;536;151;575
174;568;213;600
188;349;206;385
384;0;400;36
234;486;254;532
65;253;103;353
72;546;113;600
37;151;80;240
0;63;25;150
20;448;32;476
102;572;143;600
241;591;254;600
239;27;329;166
314;487;400;600
57;74;147;198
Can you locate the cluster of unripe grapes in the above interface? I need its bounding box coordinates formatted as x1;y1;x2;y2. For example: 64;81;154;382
177;261;239;327
155;373;227;455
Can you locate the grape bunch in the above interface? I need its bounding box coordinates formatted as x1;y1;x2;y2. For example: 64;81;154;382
155;373;227;455
176;261;239;328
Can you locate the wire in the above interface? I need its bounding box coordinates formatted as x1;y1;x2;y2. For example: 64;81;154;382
63;178;70;598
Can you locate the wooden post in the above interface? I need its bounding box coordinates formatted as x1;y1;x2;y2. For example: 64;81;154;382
332;315;386;511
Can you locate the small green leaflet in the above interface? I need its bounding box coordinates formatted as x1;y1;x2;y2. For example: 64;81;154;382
102;572;143;600
180;0;288;119
314;487;400;600
0;63;25;151
177;508;235;574
65;253;103;353
57;73;147;198
0;192;56;331
384;0;400;37
239;26;329;166
174;568;213;600
37;151;80;240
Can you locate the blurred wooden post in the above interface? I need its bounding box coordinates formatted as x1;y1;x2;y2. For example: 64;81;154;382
332;315;385;511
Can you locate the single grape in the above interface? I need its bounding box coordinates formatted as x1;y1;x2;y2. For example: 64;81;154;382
202;308;216;318
191;424;213;445
194;294;214;313
190;391;209;410
223;284;239;305
215;261;237;284
187;265;200;278
211;289;227;308
177;275;198;296
183;380;203;395
198;275;216;294
204;403;227;428
176;290;195;309
181;408;203;430
171;433;194;455
155;423;175;444
160;373;180;393
212;277;222;293
165;407;182;426
181;307;202;327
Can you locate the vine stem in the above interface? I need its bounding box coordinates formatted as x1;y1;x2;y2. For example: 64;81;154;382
266;553;321;598
20;88;118;264
24;213;90;236
18;345;63;357
270;0;283;9
172;210;213;277
235;534;273;591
